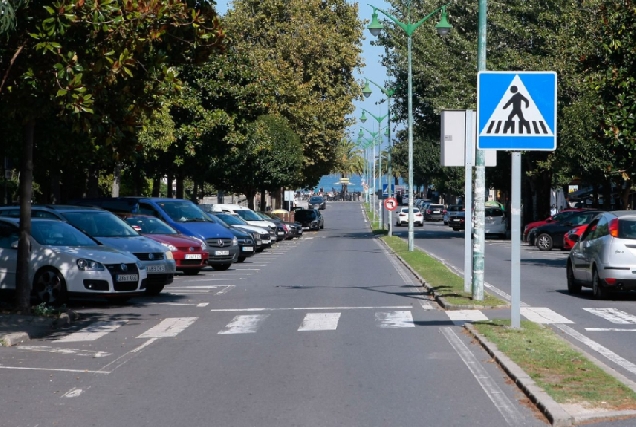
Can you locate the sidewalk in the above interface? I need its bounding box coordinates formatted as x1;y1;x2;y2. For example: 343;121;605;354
0;310;77;346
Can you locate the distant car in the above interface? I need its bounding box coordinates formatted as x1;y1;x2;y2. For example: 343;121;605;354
209;212;272;251
444;205;463;225
424;204;445;222
0;218;147;304
449;210;466;231
562;224;587;251
396;207;424;227
484;207;507;238
523;208;587;244
308;196;327;210
121;214;209;275
294;209;323;230
567;211;636;298
532;210;603;251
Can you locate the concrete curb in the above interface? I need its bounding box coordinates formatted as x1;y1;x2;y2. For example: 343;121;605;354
0;309;79;347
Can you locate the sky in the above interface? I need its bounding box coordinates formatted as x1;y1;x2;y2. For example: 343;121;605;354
214;0;392;154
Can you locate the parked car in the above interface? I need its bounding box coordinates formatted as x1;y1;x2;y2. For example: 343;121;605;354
562;224;588;251
531;210;603;251
484;207;507;238
444;205;463;225
294;209;323;230
308;196;327;210
567;211;636;298
523;208;587;244
0;218;147;303
120;214;209;275
424;204;445;222
258;211;303;239
0;205;176;295
208;212;272;251
70;198;239;271
396;207;424;227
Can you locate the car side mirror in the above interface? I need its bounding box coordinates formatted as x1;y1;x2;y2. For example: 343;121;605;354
569;234;579;242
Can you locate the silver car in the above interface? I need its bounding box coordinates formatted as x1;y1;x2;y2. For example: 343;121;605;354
567;211;636;298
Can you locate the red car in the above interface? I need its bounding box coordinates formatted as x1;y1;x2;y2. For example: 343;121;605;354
562;224;588;250
121;214;209;275
523;208;587;245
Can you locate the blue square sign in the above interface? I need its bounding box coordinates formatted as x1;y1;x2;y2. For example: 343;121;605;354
477;71;557;151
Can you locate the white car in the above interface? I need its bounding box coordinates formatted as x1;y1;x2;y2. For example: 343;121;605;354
484;207;507;238
0;218;147;304
395;207;424;227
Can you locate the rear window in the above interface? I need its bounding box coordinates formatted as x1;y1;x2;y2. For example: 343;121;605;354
294;210;316;220
400;208;420;213
618;220;636;239
486;208;504;217
429;204;444;210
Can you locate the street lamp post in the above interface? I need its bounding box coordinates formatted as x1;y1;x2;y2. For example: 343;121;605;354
368;2;451;250
362;79;395;236
360;108;388;230
360;127;380;224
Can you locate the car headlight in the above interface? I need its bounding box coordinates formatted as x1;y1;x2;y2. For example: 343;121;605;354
165;251;174;260
77;258;105;271
160;242;178;252
192;237;207;250
232;236;238;246
136;261;146;270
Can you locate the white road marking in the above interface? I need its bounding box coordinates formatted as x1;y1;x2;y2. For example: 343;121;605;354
137;317;198;338
16;346;110;358
149;302;206;306
218;314;270;334
583;308;636;324
375;311;415;328
170;285;225;289
304;237;314;240
177;278;243;282
0;365;108;374
446;310;489;322
53;320;128;343
520;307;573;324
441;327;527;426
420;301;435;310
586;328;636;332
210;306;413;312
298;313;341;331
62;387;85;398
554;324;636;376
216;285;235;295
197;302;209;307
97;338;158;374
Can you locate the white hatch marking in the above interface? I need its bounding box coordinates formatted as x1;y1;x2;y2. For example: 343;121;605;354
215;285;235;295
169;285;225;289
521;307;573;324
586;328;636;332
137;317;197;338
0;366;108;374
218;314;270;334
298;313;341;331
446;310;489;322
375;311;415;328
420;301;435;310
53;320;128;343
16;346;111;358
211;306;412;312
442;327;527;426
583;308;636;324
62;388;85;398
554;324;636;376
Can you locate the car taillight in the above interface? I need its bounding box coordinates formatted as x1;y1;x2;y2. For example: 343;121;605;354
609;218;619;237
426;209;431;214
605;278;617;285
443;210;447;214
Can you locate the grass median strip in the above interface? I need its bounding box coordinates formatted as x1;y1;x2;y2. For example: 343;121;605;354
381;235;506;307
474;320;636;411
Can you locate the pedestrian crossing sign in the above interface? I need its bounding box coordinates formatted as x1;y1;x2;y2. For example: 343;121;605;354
477;71;557;151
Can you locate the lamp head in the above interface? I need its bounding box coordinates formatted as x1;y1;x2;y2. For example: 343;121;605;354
362;81;372;98
360;111;368;123
384;128;389;136
368;10;383;37
435;7;452;37
358;129;364;138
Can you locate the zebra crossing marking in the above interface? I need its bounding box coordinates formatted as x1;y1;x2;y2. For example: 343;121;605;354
218;314;270;334
298;313;341;331
375;311;415;328
520;307;573;324
583;308;636;324
52;320;128;343
137;317;198;338
446;310;488;323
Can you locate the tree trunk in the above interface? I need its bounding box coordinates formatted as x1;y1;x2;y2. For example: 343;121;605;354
191;181;199;203
246;188;256;210
176;174;184;199
167;173;174;198
152;176;161;197
112;162;122;197
15;120;34;312
86;165;99;198
259;188;266;212
49;164;61;204
622;179;632;210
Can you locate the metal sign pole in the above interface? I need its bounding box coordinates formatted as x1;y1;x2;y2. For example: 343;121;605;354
511;151;521;328
464;111;474;293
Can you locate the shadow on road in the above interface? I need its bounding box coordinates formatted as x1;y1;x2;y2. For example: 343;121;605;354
278;284;429;301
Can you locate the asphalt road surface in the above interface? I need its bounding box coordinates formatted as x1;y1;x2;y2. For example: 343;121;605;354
3;202;626;427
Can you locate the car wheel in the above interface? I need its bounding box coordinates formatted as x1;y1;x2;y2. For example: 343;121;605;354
145;284;164;296
537;233;553;251
182;269;201;276
32;268;67;305
237;256;246;263
320;224;324;229
592;268;606;299
213;263;231;271
566;263;582;294
528;235;535;246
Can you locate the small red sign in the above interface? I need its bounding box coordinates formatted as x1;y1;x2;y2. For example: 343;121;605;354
384;197;398;211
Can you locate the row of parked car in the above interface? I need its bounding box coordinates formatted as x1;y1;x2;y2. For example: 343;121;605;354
0;198;325;305
523;208;636;299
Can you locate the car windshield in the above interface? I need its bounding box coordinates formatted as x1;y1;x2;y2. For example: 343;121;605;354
235;209;265;221
31;221;98;246
294;210;316;220
215;213;248;226
309;197;323;203
205;213;229;227
124;217;177;235
553;211;577;222
63;212;139;238
158;200;211;223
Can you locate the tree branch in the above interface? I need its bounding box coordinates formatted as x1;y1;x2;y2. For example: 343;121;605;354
0;44;25;95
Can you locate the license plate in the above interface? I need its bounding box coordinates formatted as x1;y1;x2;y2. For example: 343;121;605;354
452;219;460;222
185;254;202;259
277;231;284;235
433;210;440;213
215;250;230;256
147;265;166;273
302;227;309;230
117;274;138;282
242;247;254;252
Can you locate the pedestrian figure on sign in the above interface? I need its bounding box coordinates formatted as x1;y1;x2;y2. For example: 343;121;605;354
503;86;530;134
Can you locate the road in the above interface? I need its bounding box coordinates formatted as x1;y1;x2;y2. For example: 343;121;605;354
393;219;636;398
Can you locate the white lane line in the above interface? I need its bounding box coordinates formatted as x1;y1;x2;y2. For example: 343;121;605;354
197;302;209;307
53;320;128;343
554;324;636;376
441;327;527;426
218;314;270;334
176;278;244;282
298;313;341;331
216;285;235;295
586;328;636;332
210;306;413;312
583;308;636;324
148;302;206;307
446;310;489;322
420;301;435;310
97;338;158;374
304;237;314;240
0;365;109;374
137;317;198;338
16;346;111;358
62;387;86;398
231;268;260;271
520;307;573;324
169;285;224;289
375;311;415;328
